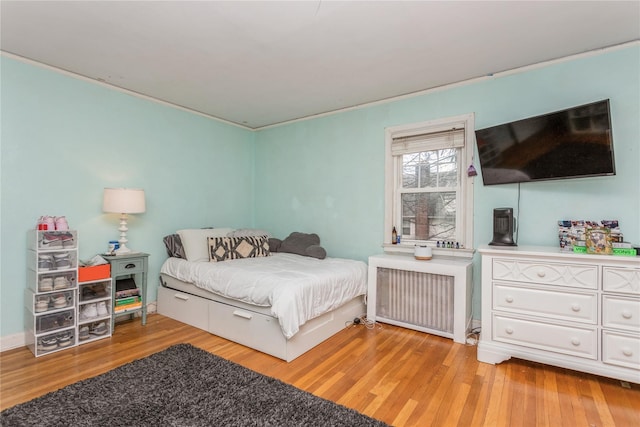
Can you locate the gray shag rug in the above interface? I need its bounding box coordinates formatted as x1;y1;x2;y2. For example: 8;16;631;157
2;344;388;427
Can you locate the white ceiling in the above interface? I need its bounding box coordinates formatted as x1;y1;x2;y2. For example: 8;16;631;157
1;1;639;129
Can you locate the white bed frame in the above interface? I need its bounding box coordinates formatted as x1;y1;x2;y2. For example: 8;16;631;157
157;273;366;362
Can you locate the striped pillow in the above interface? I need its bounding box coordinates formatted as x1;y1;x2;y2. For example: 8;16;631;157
208;236;270;262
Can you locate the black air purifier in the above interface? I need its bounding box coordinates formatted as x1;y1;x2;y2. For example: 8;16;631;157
489;208;517;246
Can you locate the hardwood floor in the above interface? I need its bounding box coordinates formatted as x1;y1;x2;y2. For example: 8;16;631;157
2;314;639;426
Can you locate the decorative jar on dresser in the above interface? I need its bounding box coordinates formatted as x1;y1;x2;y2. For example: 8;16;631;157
477;245;639;383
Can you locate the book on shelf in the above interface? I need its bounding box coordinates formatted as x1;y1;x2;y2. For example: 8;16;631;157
115;288;140;299
115;277;136;291
115;296;141;306
612;241;633;248
114;301;142;313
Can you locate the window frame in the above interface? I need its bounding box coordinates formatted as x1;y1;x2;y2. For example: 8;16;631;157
384;113;475;253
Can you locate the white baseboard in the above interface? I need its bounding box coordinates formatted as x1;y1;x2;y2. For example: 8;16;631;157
147;301;157;314
1;332;26;352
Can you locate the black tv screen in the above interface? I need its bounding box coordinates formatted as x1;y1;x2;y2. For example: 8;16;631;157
475;100;615;185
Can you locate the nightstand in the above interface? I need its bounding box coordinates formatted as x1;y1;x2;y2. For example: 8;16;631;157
103;252;149;331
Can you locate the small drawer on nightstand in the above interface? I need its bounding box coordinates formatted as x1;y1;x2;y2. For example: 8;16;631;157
110;258;144;275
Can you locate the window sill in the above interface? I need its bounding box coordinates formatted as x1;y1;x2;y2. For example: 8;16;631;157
382;243;475;259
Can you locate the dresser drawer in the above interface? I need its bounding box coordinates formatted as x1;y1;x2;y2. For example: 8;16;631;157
602;295;640;331
492;259;597;289
602;331;640;370
110;258;145;276
493;314;597;359
603;267;640;295
493;284;597;324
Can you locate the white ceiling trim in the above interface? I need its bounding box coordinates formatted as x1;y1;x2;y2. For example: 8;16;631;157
0;50;253;131
3;40;637;132
257;41;639;131
3;1;638;128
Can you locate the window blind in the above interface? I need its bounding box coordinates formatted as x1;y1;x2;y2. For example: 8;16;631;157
391;128;465;156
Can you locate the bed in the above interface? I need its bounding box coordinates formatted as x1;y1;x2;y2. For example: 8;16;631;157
157;228;367;361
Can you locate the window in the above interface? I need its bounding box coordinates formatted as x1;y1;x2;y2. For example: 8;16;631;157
384;113;475;250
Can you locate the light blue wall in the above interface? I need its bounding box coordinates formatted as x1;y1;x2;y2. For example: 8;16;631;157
254;45;640;315
1;56;255;337
255;46;639;256
2;45;638;340
472;47;639;248
253;109;388;260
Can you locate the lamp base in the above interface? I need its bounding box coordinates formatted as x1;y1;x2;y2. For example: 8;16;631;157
114;244;137;255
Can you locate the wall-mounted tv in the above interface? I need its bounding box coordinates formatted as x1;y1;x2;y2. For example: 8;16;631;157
475;100;615;185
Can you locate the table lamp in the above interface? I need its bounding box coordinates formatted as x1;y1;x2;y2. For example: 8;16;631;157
103;188;146;254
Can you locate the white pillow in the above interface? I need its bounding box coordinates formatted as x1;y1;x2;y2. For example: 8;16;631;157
177;228;234;262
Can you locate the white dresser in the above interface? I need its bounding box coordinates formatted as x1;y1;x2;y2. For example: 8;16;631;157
477;245;640;383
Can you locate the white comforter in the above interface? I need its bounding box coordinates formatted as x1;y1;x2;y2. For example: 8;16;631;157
160;253;368;338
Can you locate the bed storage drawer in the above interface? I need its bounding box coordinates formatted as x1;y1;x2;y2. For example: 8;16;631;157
157;286;209;331
208;302;286;359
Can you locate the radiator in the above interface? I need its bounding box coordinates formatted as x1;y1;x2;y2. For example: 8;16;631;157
376;267;454;334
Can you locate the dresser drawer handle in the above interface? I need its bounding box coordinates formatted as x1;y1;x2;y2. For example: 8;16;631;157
125;263;136;269
571;338;581;346
505;296;514;303
622;348;633;357
571;304;581;312
621;310;632;320
505;327;514;335
536;271;546;278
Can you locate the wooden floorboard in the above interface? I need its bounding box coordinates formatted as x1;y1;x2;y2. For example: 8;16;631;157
2;314;639;426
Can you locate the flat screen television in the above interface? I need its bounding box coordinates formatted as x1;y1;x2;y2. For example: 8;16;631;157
475;100;615;185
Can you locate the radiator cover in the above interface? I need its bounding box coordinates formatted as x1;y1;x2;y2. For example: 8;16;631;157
376;267;454;334
366;254;473;344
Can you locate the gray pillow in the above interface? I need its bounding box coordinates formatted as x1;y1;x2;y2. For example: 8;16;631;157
163;234;186;259
279;232;326;260
268;238;282;252
305;244;327;260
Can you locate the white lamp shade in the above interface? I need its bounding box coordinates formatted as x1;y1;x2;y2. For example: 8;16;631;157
103;188;146;214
